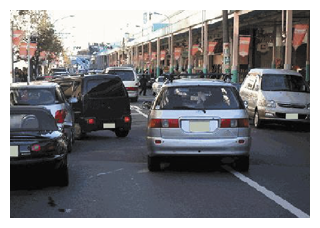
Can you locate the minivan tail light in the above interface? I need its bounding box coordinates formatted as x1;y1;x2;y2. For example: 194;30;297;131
149;119;179;128
220;119;249;128
126;87;138;91
31;144;41;152
55;110;67;123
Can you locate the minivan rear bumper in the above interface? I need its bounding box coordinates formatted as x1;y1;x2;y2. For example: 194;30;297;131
147;137;251;157
79;115;131;133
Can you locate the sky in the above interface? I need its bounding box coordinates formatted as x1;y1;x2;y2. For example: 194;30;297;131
48;10;174;53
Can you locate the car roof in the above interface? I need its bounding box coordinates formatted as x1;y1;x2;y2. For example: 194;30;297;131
10;81;58;89
249;68;302;76
106;67;134;71
163;78;235;88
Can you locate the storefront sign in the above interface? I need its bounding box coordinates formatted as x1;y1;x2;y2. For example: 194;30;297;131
192;45;199;56
208;42;218;54
239;36;251;57
174;47;182;60
293;24;309;50
160;50;166;60
19;42;27;59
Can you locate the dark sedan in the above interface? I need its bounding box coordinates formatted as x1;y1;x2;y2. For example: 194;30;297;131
10;106;69;186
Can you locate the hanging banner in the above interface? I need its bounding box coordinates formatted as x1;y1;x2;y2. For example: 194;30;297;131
191;44;199;56
160;50;166;60
174;47;182;60
293;24;309;50
151;52;156;61
29;43;37;57
139;55;142;60
208;42;218;54
144;53;149;61
19;42;27;59
13;30;24;46
239;36;251;57
39;51;47;60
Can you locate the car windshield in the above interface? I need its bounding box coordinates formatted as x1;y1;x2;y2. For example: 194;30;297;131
157;77;164;82
10;88;58;105
107;70;135;81
261;74;310;93
155;86;243;110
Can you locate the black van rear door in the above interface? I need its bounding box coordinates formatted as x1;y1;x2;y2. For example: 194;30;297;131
83;78;130;120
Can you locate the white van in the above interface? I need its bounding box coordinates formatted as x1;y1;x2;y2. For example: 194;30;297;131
239;69;310;128
105;67;139;102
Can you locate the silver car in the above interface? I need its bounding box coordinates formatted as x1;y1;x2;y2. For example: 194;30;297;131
146;78;251;171
10;81;76;152
152;76;165;95
239;69;310;128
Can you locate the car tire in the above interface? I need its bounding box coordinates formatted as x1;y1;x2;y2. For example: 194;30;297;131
254;109;263;128
57;163;69;187
74;123;85;140
148;156;161;172
115;129;129;137
234;156;249;172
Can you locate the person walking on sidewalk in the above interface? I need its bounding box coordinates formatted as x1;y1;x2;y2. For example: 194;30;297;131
139;74;148;96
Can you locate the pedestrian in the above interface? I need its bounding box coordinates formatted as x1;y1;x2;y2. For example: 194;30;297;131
22;67;28;82
139;74;148;96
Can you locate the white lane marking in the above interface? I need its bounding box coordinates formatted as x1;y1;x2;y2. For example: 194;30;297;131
131;105;148;118
222;165;310;218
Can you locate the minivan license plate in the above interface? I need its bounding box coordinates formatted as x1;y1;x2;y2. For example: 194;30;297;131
286;114;298;120
10;146;18;157
103;123;115;129
190;121;210;132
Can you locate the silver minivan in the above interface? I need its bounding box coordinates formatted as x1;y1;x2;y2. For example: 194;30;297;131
146;78;251;171
239;69;310;128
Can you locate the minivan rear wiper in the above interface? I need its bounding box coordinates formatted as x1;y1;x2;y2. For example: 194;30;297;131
172;106;206;113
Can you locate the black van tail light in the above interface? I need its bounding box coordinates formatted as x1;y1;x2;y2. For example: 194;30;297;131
55;110;67;123
149;119;179;128
87;118;95;124
31;144;41;152
220;119;249;128
124;116;131;123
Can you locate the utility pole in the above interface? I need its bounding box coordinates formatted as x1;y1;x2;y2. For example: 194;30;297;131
222;10;231;75
284;10;292;70
11;20;15;83
231;11;239;82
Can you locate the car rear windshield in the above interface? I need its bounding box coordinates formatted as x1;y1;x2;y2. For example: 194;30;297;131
107;70;135;81
86;78;126;98
261;74;310;93
155;86;243;110
10;88;62;105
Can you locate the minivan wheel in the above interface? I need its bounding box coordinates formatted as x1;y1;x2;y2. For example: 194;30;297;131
115;129;129;137
234;156;249;172
148;156;161;172
254;110;263;128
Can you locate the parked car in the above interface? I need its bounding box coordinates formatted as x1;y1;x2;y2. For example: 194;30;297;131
10;81;75;152
145;78;251;171
239;69;310;128
105;67;139;102
50;68;69;77
10;106;69;186
53;74;131;139
152;76;165;95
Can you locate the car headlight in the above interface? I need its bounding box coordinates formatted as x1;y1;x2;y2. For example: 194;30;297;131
266;100;276;108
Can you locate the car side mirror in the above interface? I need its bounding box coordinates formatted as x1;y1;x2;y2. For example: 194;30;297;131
142;101;153;110
243;100;249;109
68;97;78;104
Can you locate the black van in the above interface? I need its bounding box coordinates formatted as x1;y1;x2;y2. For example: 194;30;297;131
53;74;131;139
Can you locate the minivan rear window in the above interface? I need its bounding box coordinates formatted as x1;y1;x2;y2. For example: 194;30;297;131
261;74;310;93
10;88;61;105
107;70;135;81
155;86;242;110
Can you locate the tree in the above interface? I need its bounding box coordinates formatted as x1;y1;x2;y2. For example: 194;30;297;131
11;10;64;76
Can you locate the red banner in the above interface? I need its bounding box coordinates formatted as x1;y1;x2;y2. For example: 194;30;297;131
208;42;218;54
293;24;309;50
174;47;182;60
239;37;251;57
191;45;199;56
139;55;142;60
151;52;156;61
13;30;24;46
160;50;166;60
19;42;27;58
39;51;47;60
29;43;37;57
144;53;149;61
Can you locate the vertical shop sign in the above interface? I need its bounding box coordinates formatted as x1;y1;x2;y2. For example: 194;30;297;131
29;43;37;57
293;24;309;50
144;53;149;61
239;36;251;57
151;52;157;61
192;44;199;56
19;42;27;59
174;47;182;60
13;30;24;46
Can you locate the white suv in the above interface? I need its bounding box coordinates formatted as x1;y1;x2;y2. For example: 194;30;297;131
105;67;139;102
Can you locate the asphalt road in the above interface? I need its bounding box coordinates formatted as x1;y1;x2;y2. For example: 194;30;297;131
10;89;310;219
